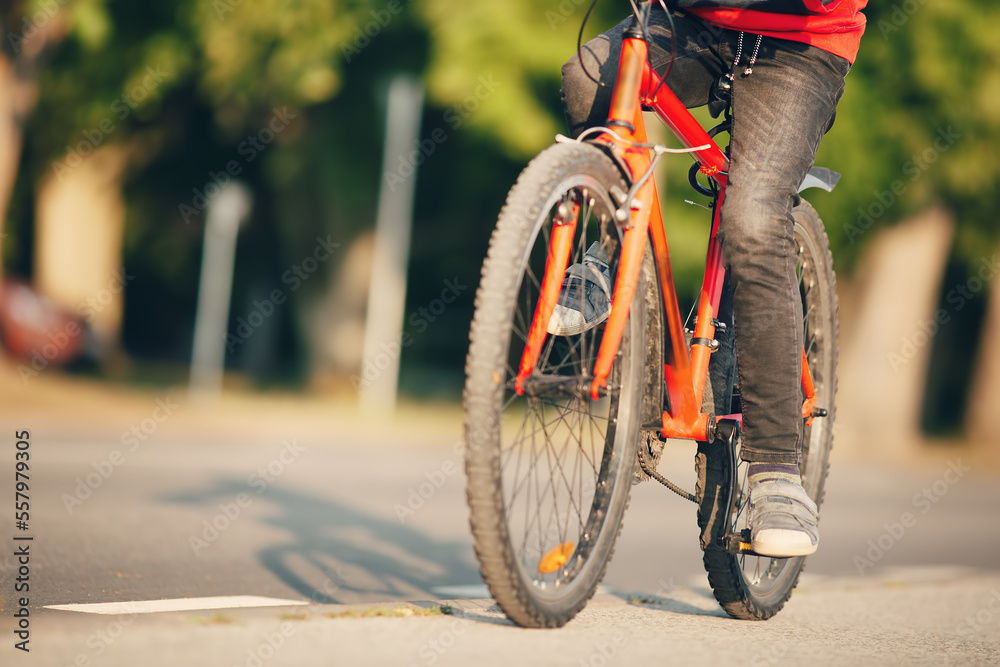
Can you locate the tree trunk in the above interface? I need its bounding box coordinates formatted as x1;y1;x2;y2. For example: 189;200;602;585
837;207;954;460
0;55;36;277
965;264;1000;457
0;13;67;273
34;145;129;352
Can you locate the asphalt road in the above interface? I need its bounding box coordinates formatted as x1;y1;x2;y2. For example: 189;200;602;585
1;405;998;665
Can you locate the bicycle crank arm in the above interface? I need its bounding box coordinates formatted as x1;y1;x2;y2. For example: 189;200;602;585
716;418;741;545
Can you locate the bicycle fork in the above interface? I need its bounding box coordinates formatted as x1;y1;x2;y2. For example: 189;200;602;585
514;202;578;395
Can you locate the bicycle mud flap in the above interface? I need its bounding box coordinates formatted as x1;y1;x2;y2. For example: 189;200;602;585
635;233;666;485
639;237;664;432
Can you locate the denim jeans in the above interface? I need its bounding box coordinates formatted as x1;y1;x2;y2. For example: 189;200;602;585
561;9;850;464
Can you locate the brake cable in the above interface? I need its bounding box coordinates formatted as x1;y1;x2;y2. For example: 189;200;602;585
577;0;606;87
577;0;678;93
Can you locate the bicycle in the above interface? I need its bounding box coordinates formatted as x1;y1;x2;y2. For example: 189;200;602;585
463;0;838;627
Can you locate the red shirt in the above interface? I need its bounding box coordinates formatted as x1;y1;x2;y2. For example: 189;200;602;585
689;0;867;63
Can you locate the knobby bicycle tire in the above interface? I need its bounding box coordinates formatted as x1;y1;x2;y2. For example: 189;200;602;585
463;142;646;628
696;199;839;620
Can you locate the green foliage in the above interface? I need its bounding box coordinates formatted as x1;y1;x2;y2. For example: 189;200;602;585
814;1;1000;267
187;0;344;121
420;0;565;156
15;1;1000;250
7;0;1000;382
419;0;622;157
27;0;397;159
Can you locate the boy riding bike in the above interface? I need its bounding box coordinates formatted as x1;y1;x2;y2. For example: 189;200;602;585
464;0;860;627
556;0;866;558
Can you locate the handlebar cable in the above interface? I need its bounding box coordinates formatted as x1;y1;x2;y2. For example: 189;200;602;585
575;0;678;105
649;0;677;100
576;0;606;87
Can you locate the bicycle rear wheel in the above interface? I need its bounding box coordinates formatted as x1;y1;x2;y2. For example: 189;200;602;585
464;142;645;628
696;199;838;620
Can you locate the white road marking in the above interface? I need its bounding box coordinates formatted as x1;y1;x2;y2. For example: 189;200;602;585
431;585;491;598
432;585;613;599
45;595;309;615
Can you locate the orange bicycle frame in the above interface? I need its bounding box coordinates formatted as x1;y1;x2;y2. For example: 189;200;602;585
516;14;819;441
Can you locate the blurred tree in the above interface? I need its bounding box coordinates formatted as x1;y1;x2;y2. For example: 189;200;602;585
6;0;425;376
813;2;1000;439
3;0;998;400
815;1;1000;267
0;0;75;274
5;0;620;385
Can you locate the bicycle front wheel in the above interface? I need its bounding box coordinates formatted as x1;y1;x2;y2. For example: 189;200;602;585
696;199;839;620
464;142;644;628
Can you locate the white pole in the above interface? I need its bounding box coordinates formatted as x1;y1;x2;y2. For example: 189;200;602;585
359;75;424;414
189;181;253;401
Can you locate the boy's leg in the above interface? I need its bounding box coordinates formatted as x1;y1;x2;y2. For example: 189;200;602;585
721;39;849;466
722;39;850;556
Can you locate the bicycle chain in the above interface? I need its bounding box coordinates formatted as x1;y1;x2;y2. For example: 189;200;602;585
636;437;696;503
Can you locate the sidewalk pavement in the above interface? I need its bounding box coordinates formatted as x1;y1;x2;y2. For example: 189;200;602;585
21;567;1000;667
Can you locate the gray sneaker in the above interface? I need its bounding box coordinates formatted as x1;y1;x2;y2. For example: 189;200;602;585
748;479;819;557
546;242;612;336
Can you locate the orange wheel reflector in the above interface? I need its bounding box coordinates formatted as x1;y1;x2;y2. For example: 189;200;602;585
538;542;575;574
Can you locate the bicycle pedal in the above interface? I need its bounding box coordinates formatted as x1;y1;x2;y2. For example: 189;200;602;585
721;529;754;555
721;529;793;558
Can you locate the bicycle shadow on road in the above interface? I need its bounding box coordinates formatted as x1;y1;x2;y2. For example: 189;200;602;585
615;591;729;619
161;477;482;604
